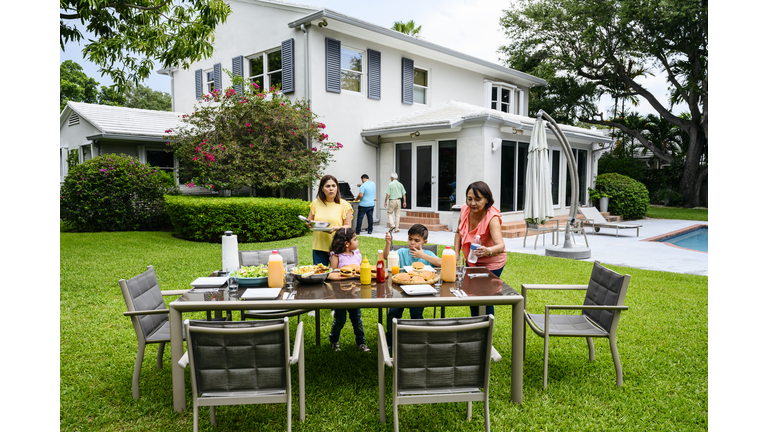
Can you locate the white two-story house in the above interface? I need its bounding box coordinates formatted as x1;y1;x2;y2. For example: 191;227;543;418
61;0;612;227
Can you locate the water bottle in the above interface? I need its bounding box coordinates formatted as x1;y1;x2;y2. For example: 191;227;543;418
467;235;482;264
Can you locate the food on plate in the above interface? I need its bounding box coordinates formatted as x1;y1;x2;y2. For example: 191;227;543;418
412;262;425;270
232;264;269;278
393;273;411;283
411;276;426;283
293;264;332;276
339;265;360;277
420;270;435;280
407;271;420;277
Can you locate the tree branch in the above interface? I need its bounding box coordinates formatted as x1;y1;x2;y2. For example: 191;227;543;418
577;117;674;164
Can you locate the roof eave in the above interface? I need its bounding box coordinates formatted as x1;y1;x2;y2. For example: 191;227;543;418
86;133;170;143
362;114;523;137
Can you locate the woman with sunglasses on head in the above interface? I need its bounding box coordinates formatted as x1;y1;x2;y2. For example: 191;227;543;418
453;181;507;317
306;174;353;265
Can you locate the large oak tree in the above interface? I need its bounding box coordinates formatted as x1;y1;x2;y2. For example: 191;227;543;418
500;0;707;207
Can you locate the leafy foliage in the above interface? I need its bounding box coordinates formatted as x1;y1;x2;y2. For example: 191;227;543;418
165;77;341;194
60;154;179;231
593;173;649;220
60;0;231;93
164;196;310;242
500;0;707;206
391;20;422;36
123;83;173;111
60;60;126;112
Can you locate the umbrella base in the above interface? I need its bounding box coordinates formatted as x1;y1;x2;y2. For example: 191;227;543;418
544;245;591;260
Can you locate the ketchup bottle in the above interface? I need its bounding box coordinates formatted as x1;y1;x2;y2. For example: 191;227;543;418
376;250;386;283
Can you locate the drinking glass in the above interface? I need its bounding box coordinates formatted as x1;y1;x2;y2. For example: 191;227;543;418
433;269;442;288
284;264;296;290
391;265;400;275
456;266;466;286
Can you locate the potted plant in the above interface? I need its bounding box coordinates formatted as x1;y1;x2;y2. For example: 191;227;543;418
588;187;611;213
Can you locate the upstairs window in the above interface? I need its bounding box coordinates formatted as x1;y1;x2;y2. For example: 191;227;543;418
341;47;364;92
413;67;429;104
491;86;512;113
249;50;283;91
205;70;215;93
487;81;521;115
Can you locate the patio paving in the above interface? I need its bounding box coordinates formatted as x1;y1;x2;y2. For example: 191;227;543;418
359;217;708;276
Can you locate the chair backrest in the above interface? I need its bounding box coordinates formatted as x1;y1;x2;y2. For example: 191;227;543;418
578;206;608;224
582;261;631;332
119;265;167;342
392;244;438;255
185;318;290;395
393;316;494;393
239;246;299;267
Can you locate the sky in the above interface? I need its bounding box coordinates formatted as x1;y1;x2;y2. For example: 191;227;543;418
59;0;676;117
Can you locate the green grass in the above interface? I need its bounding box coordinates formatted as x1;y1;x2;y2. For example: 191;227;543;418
61;231;707;431
646;205;708;221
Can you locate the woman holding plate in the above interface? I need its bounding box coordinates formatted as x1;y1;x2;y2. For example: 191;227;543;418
306;174;353;265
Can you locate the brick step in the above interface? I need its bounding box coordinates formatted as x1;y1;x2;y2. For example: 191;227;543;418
399;215;443;224
403;211;441;220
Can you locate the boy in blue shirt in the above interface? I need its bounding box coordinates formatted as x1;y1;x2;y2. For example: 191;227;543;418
383;223;442;348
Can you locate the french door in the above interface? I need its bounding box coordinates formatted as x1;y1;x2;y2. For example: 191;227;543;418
395;141;437;212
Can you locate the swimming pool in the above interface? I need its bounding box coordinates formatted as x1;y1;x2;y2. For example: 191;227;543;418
649;225;708;253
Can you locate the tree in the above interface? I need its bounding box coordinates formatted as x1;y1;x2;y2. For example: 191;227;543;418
500;0;707;207
60;0;231;93
392;20;422;37
60;60;126;111
124;83;173;111
166;77;342;196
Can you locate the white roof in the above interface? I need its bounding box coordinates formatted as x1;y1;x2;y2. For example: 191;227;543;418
362;101;612;143
61;101;186;138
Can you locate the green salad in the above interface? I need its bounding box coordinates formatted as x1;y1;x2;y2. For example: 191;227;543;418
232;264;270;278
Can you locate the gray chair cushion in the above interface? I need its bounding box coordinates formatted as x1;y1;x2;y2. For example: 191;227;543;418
239;246;299;267
583;263;625;332
528;313;608;337
124;267;167;340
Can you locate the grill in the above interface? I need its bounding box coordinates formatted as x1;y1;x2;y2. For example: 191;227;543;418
337;181;356;201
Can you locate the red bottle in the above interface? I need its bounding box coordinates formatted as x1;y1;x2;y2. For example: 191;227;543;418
376;250;386;283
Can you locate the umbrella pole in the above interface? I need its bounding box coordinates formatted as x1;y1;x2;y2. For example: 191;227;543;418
538;110;590;259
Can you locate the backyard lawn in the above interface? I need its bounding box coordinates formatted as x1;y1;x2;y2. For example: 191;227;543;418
60;230;707;431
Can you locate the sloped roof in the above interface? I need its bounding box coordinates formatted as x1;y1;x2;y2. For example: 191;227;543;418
362;101;612;143
61;101;186;139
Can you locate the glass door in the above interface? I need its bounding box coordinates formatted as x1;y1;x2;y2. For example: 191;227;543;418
413;141;436;211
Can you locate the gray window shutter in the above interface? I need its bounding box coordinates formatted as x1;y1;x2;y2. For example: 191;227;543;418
368;49;381;100
326;37;341;93
213;63;222;92
195;69;203;99
281;39;295;93
402;57;414;105
232;56;244;93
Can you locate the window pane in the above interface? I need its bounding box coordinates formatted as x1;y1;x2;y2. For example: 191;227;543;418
577;149;587;206
491;102;497;110
492;87;498;101
500;141;516;212
250;57;263;77
270;71;282;91
414;68;428;87
501;88;510;103
147;150;174;169
341;48;362;72
438;141;457;211
207;71;215;82
341;71;361;92
501;103;509;113
516;142;528;211
414;87;426;104
416;145;432;208
550;150;560;206
251;77;263;90
396;143;413;206
267;51;282;72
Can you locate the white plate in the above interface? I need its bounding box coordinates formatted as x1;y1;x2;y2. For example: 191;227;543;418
311;227;333;232
403;265;435;273
401;285;438;296
190;277;229;288
240;288;282;300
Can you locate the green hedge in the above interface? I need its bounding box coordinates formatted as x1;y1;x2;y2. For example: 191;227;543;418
594;173;649;220
164;196;310;242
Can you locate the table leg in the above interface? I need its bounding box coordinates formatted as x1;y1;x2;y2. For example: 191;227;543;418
170;306;186;412
511;299;524;404
315;309;321;346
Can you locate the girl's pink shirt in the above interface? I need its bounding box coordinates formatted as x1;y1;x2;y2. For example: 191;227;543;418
330;249;362;268
457;204;508;270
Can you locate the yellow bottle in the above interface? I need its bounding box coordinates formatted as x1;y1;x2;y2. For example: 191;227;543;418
268;250;284;288
441;247;456;282
360;256;372;285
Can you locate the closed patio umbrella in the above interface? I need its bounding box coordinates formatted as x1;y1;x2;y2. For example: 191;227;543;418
524;119;554;225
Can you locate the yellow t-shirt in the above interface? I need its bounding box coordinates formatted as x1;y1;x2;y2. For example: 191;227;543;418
309;198;353;252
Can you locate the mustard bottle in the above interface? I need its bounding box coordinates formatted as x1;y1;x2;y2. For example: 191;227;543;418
360;256;372;285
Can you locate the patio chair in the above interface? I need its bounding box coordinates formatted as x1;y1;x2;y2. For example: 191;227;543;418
238;246;320;346
178;317;305;432
379;244;443;323
523;219;559;250
377;316;502;432
521;261;631;389
119;265;191;399
555;219;590;247
578;206;642;237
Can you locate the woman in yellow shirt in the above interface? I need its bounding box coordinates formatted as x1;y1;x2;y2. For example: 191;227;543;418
307;174;353;265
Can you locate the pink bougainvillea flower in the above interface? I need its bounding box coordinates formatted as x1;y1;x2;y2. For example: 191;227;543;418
192;156;198;161
252;83;260;89
312;147;317;152
288;159;293;163
165;129;172;133
281;103;285;106
186;182;195;188
245;122;251;127
225;88;236;98
337;143;343;148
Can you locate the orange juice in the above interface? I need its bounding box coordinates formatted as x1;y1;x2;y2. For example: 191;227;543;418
441;247;456;282
268;251;284;288
391;265;400;275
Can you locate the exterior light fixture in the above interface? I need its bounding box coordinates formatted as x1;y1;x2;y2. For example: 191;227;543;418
317;19;328;27
409;131;420;138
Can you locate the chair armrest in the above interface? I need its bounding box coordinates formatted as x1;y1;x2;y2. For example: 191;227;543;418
161;289;189;296
545;305;628;312
290;321;305;365
521;284;589;291
490;346;502;363
123;309;170;317
377;323;392;367
177;352;189;369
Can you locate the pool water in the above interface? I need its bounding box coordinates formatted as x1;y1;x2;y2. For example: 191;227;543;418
664;227;708;252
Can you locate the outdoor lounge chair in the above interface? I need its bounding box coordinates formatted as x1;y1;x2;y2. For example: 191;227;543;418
521;261;631;389
380;244;443;322
119;265;191;399
578;206;642;237
523;220;559;250
377;316;502;432
178;317;305;432
238;246;320;346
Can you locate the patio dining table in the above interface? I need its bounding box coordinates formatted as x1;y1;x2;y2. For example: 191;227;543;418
169;266;525;412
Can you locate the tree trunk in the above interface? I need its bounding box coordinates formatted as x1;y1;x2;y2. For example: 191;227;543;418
679;128;707;207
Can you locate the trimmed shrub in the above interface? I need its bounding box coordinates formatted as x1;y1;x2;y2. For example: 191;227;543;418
593;173;649;220
60;154;179;231
164;196;311;242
